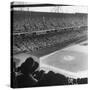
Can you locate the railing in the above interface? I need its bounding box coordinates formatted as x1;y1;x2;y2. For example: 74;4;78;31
13;25;88;35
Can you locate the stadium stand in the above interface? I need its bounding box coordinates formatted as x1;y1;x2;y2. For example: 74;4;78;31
13;29;87;54
12;11;87;55
13;11;87;33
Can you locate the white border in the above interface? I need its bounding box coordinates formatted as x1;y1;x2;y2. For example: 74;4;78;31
0;0;89;90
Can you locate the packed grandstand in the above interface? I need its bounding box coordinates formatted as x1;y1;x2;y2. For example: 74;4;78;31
12;10;88;55
13;11;87;33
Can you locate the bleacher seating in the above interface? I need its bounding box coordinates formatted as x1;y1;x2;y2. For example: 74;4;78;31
13;11;87;33
13;29;87;54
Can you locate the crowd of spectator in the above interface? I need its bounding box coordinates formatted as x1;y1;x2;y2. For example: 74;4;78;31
13;28;87;54
12;57;88;88
12;11;87;54
13;11;87;33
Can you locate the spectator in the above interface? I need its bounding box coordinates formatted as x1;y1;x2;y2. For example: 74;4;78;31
16;57;39;88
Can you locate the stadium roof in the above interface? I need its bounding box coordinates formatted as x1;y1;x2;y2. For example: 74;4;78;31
11;3;73;8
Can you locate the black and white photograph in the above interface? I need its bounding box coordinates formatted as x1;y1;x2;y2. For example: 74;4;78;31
11;1;88;88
